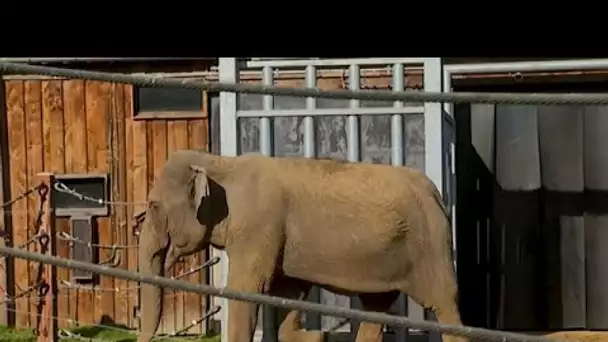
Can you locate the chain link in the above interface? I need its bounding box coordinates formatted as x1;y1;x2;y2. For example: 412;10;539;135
57;256;220;293
0;185;43;238
56;231;139;249
5;290;197;300
53;181;147;206
0;185;42;209
32;183;53;338
0;282;43;305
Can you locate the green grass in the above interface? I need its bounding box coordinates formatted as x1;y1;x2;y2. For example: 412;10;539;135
0;324;221;342
0;325;34;341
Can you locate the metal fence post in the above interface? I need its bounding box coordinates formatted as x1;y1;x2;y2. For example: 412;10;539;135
303;64;322;333
34;172;57;342
423;58;444;342
218;58;239;342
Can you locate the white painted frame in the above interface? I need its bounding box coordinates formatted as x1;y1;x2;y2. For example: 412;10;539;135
217;57;445;342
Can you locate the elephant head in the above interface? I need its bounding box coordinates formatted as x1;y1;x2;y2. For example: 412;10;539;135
137;151;228;342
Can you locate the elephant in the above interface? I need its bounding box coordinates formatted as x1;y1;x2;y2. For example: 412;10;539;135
137;149;465;342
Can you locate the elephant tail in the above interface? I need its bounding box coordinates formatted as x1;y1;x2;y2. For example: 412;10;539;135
429;183;454;259
431;184;449;219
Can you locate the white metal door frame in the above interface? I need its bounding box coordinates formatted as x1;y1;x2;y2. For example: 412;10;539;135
218;57;444;342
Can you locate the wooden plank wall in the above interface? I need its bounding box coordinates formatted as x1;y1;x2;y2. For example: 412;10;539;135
0;67;422;334
2;79;210;334
0;80;7;327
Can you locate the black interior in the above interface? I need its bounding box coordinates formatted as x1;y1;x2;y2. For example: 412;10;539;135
454;80;608;331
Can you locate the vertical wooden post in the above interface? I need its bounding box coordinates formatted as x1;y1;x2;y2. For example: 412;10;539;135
34;173;57;342
0;80;9;327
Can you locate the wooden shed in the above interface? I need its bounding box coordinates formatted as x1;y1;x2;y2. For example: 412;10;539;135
0;58;418;336
7;57;608;341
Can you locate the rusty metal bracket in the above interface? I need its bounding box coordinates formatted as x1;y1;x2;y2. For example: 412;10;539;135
34;282;50;336
32;174;57;342
33;185;50;338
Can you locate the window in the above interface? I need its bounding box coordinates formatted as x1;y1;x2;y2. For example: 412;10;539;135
134;86;204;119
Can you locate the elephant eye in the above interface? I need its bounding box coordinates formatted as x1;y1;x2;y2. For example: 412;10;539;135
148;201;159;211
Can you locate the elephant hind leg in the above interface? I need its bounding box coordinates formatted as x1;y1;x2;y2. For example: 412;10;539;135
433;301;466;342
354;292;400;342
268;277;323;342
402;260;467;342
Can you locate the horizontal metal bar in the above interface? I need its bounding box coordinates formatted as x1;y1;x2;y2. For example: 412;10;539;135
250;57;310;61
7;62;608;105
445;58;608;74
237;107;424;118
0;246;568;342
0;57;211;63
246;58;425;68
443;59;608;113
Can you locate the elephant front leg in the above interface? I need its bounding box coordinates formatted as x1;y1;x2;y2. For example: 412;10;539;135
226;258;276;342
227;297;260;342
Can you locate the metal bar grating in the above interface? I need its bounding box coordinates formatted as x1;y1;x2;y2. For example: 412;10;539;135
219;57;446;342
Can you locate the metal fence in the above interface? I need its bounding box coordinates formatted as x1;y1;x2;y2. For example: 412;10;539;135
0;172;571;342
0;170;570;342
215;57;448;342
1;59;605;342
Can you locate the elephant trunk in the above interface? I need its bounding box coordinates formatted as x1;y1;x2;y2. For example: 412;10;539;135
164;243;178;273
137;223;169;342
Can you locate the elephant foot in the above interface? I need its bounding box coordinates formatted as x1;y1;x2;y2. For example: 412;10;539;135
279;329;324;342
441;335;468;342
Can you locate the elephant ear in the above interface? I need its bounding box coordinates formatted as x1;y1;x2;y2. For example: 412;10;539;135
189;164;210;209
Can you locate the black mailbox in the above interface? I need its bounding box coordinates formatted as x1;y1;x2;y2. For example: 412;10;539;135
53;173;110;283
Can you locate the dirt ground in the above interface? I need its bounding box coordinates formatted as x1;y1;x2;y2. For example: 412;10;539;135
535;331;608;342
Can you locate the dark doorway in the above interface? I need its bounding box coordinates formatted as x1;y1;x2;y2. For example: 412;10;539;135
455;79;608;332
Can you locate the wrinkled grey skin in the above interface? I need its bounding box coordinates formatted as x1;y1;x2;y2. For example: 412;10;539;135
137;150;464;342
